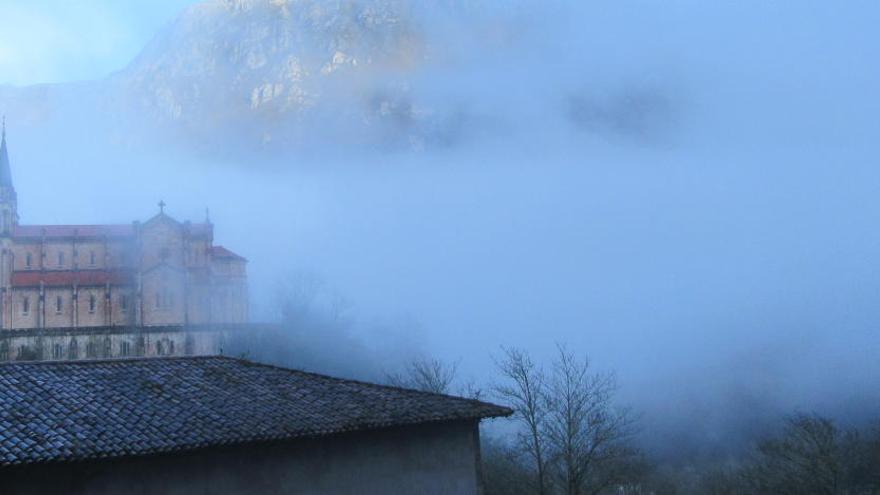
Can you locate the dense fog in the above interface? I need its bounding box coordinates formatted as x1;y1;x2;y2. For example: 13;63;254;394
2;0;879;465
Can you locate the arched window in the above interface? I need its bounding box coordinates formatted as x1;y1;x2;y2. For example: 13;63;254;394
86;341;97;358
156;340;164;356
68;339;79;360
52;344;64;360
120;341;131;357
103;337;111;357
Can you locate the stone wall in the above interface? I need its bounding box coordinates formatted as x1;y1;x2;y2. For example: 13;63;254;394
0;324;271;362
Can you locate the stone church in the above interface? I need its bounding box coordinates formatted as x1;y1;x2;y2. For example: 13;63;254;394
0;121;248;361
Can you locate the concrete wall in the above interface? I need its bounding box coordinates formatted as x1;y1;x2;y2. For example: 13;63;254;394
0;420;484;495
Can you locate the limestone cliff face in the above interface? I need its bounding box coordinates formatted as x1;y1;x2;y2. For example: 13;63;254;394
112;0;431;148
0;0;445;153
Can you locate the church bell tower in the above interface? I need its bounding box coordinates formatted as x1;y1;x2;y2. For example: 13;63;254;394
0;117;16;330
0;117;17;235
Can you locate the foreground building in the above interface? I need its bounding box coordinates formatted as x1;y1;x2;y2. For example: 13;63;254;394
0;122;247;361
0;356;511;494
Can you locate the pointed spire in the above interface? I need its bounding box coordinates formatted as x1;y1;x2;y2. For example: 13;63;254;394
0;116;13;188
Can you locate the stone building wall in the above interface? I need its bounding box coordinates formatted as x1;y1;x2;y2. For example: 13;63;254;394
0;131;248;331
0;325;245;362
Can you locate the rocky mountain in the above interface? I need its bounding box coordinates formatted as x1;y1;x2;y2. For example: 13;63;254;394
0;0;468;155
112;0;434;149
0;0;675;157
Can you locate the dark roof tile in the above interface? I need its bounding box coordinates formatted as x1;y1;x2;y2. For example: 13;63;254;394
0;356;510;466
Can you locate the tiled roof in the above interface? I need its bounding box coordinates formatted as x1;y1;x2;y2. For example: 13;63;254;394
0;357;511;466
11;269;134;288
13;224;135;239
12;222;212;239
211;245;246;261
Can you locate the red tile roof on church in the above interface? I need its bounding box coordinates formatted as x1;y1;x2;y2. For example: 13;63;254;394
211;245;246;261
12;222;213;239
13;224;135;239
11;270;134;288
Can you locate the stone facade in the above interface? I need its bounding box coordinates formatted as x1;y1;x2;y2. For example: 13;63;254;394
0;325;232;362
0;124;248;332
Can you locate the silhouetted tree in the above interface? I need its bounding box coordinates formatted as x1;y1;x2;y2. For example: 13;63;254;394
741;413;844;494
494;346;551;495
482;436;536;495
492;344;640;495
544;344;639;495
385;357;458;394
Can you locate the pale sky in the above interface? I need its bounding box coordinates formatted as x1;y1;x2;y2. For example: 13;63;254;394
0;0;196;86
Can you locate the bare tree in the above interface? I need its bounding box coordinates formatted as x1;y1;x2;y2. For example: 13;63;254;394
482;436;537;495
544;344;638;495
386;357;458;394
741;413;844;495
494;346;551;495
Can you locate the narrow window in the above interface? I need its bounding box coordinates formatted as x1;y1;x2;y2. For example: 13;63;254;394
68;340;79;360
168;340;175;355
88;294;96;313
55;295;63;314
25;252;32;269
103;337;111;357
52;344;64;360
155;292;161;309
86;342;96;358
89;251;97;266
120;341;131;357
22;296;30;315
120;295;129;312
156;341;164;356
57;251;65;267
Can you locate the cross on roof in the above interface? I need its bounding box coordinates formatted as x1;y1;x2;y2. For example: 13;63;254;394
158;200;166;214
